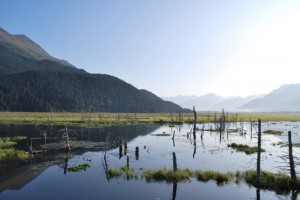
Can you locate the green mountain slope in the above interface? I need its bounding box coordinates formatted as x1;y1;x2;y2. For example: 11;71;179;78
0;71;185;112
0;27;74;68
0;28;186;113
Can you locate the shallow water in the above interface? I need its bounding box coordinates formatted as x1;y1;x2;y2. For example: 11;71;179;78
0;122;300;200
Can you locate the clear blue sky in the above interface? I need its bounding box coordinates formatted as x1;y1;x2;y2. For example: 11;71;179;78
1;0;300;97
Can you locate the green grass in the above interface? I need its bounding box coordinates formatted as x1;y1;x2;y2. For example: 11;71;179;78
229;143;265;155
0;112;299;127
263;130;283;135
108;166;135;179
143;167;192;183
0;136;27;148
107;166;300;192
67;163;90;172
194;170;233;185
242;170;292;192
0;148;29;160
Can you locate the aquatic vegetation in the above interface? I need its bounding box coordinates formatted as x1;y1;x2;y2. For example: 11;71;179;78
108;168;123;178
0;136;27;148
0;148;29;160
151;132;171;136
108;166;135;179
263;130;283;135
194;170;233;185
67;163;90;172
143;167;192;183
229;143;265;155
242;170;293;192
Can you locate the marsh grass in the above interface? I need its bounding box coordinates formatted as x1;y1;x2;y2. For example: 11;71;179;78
143;167;192;183
67;163;90;172
263;130;283;135
107;166;300;192
0;112;299;126
242;170;293;193
108;166;135;179
0;148;29;160
229;143;265;155
0;136;27;148
194;170;233;185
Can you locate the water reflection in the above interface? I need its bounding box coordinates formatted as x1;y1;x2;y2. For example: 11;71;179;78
0;122;300;200
0;124;160;191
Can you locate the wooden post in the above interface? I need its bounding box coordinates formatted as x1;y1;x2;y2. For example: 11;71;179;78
119;140;123;159
127;155;129;168
255;119;261;187
124;138;127;155
135;146;139;160
193;106;197;140
288;131;297;189
172;152;177;172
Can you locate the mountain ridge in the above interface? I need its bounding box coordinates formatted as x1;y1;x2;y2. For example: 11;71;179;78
0;27;187;113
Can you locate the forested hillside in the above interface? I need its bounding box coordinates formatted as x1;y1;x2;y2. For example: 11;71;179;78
0;28;186;113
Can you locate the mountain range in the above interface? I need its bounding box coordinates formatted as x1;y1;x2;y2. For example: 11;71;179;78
0;28;187;113
164;84;300;112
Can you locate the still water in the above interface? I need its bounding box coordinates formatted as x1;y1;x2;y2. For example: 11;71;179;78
0;122;299;200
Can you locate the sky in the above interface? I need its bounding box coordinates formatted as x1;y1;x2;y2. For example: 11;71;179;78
1;0;300;98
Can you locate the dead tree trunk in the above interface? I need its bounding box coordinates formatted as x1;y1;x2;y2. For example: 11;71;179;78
135;146;139;160
288;131;298;189
172;152;177;172
255;119;261;187
127;155;130;168
193;106;197;140
64;126;70;153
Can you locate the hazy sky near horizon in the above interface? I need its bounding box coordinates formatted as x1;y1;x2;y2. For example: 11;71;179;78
1;1;300;97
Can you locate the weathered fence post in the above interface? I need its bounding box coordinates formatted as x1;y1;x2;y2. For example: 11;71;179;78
255;119;261;187
127;155;130;168
288;131;297;189
172;152;177;172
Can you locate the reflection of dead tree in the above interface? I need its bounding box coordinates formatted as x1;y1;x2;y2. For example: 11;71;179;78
62;126;70;153
172;130;175;147
193;143;197;159
102;148;110;182
255;119;261;187
172;182;177;200
63;152;69;174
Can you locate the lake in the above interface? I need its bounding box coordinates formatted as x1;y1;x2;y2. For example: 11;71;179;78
0;122;299;200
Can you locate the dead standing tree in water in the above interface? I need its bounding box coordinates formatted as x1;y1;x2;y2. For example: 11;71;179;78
288;131;298;189
192;106;197;141
62;126;70;153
